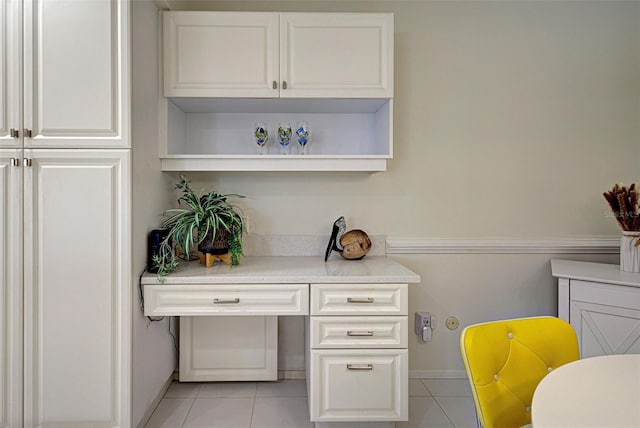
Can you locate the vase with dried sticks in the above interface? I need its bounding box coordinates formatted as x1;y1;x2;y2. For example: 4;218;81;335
603;183;640;272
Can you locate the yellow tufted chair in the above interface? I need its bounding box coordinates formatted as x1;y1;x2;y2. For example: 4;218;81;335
460;316;579;428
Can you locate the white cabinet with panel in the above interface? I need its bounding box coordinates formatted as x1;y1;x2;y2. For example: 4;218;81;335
164;12;393;99
180;316;278;382
160;11;394;172
0;1;131;426
0;150;22;427
23;150;131;427
551;259;640;358
307;283;409;423
1;0;129;149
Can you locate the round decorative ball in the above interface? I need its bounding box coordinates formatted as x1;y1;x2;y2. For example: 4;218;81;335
339;230;372;260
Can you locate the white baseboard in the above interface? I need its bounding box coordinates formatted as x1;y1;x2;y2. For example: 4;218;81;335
135;373;174;428
409;369;467;379
387;237;619;254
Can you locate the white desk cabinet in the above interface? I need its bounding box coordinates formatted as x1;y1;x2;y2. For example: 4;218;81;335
163;12;393;99
551;259;640;358
0;1;131;426
142;257;419;426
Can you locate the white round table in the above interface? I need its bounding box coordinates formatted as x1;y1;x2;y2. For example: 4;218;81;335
532;354;640;428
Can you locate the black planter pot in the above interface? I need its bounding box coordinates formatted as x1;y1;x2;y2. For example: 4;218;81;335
198;228;229;255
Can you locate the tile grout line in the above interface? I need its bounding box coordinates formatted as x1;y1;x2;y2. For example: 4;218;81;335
432;395;457;428
179;383;202;428
180;397;197;428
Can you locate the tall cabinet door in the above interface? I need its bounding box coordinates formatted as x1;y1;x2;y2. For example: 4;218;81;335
22;0;129;148
0;0;21;147
280;13;394;98
23;149;131;428
0;150;22;428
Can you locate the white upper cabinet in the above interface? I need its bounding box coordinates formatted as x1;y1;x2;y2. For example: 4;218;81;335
163;11;393;99
1;0;129;148
280;13;393;98
161;11;394;171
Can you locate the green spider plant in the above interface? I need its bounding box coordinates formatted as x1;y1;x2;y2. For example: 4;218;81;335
153;174;245;281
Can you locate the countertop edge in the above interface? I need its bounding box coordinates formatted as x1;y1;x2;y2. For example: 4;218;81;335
142;256;421;285
550;259;640;288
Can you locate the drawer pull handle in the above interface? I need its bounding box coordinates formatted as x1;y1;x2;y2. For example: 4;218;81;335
347;364;373;371
347;330;374;336
213;298;240;304
347;297;374;303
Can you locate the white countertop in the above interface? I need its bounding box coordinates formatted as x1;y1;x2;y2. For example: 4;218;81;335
551;259;640;288
142;256;421;285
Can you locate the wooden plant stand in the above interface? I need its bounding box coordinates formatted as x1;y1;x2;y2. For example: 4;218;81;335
199;252;231;267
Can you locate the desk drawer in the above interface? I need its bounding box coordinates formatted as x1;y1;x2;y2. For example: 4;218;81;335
144;283;309;316
311;283;407;315
309;349;408;421
311;316;407;348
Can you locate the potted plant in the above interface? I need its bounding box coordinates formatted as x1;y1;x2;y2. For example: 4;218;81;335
153;175;245;280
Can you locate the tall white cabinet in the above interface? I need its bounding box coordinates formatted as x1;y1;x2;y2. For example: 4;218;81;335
0;1;130;427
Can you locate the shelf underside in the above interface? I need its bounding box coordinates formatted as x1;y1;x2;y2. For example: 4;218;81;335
161;156;388;172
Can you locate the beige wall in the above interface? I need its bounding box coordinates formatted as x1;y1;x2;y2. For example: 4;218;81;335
159;0;640;376
132;2;177;426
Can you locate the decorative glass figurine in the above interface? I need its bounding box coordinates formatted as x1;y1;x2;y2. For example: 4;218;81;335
277;122;292;155
296;121;310;155
254;122;269;155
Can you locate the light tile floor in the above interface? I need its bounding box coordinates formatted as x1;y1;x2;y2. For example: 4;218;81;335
145;378;477;428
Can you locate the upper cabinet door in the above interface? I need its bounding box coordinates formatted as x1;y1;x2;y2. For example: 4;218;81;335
280;13;394;98
0;0;21;148
164;12;280;98
22;0;130;148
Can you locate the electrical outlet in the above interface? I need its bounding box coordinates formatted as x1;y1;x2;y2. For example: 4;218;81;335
446;316;460;330
415;312;433;342
415;312;431;334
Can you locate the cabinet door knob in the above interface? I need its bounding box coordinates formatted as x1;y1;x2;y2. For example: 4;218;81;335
24;129;33;138
23;158;32;167
282;81;287;90
10;158;19;167
10;128;19;138
272;80;277;89
347;364;373;371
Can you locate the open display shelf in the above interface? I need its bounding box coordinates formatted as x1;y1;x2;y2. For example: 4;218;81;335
161;98;393;171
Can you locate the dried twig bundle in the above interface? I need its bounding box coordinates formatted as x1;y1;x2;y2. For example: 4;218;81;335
603;183;640;231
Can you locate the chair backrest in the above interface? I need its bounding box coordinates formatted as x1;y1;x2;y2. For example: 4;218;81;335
460;316;579;428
